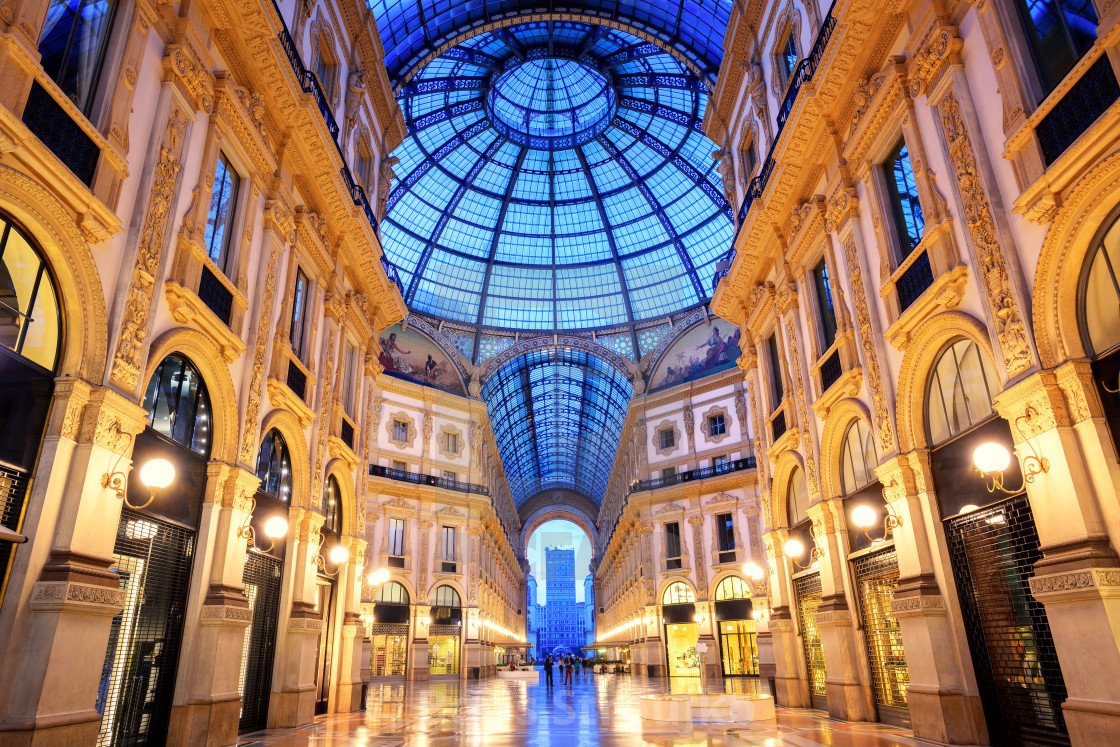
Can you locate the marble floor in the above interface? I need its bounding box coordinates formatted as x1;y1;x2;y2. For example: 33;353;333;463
238;673;915;746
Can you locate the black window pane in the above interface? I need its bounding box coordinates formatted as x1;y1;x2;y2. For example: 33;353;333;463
1015;0;1098;93
813;260;837;350
767;335;784;409
38;0;118;113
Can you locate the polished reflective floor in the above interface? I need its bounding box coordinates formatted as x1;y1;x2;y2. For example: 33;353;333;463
238;673;915;746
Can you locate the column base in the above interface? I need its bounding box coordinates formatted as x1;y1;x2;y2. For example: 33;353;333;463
334;681;363;714
0;713;101;747
824;679;874;722
267;688;315;729
1063;697;1120;745
774;674;810;708
167;697;240;747
906;686;987;745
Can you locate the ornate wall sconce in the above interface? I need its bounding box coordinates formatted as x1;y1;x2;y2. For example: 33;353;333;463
367;566;390;587
100;425;176;510
850;502;903;544
741;561;765;582
783;537;821;571
973;406;1050;494
311;530;349;576
236;497;288;553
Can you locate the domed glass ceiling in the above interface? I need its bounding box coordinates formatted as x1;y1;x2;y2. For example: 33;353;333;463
380;19;734;334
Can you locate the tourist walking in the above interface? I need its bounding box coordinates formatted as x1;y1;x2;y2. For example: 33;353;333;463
564;656;574;686
544;655;554;688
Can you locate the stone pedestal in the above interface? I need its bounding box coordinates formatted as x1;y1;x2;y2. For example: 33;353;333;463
816;595;874;722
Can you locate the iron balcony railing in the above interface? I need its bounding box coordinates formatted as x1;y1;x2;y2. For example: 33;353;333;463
630;456;756;493
268;0;404;295
368;464;490;496
713;4;839;292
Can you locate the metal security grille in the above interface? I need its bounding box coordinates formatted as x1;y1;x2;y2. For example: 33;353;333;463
945;495;1068;746
0;463;29;589
428;625;461;675
238;552;282;733
853;549;910;712
794;573;826;700
96;511;195;747
370;623;410;676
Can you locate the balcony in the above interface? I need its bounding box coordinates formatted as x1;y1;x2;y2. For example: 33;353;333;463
896;251;934;313
771;411;787;442
22;82;99;186
819;349;842;393
1036;56;1119;166
368;464;490;496
630;456;755;493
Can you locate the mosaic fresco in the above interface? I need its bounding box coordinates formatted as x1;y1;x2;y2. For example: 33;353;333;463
649;318;742;391
378;324;465;396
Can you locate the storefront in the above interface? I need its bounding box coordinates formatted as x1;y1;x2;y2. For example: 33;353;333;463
314;475;345;715
661;581;699;676
96;354;211;746
793;571;827;711
370;581;411;677
713;576;757;676
428;585;462;677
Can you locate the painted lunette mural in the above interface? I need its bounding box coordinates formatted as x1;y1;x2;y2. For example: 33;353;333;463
649;318;742;391
379;324;466;395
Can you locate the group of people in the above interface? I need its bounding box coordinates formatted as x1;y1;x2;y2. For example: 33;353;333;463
541;654;592;688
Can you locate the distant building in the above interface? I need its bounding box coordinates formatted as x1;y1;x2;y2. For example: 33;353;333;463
531;547;589;656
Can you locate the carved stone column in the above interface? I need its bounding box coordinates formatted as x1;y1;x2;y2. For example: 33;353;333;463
167;464;259;747
332;535;368;714
269;508;324;728
0;385;146;747
409;605;431;682
997;366;1120;745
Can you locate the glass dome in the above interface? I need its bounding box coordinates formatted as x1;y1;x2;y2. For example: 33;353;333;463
382;20;734;334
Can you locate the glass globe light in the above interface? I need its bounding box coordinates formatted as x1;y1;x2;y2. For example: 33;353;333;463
851;505;877;528
139;458;175;490
329;544;349;565
783;538;805;558
973;442;1011;474
959;504;980;514
742;561;764;581
263;516;288;539
375;568;391;585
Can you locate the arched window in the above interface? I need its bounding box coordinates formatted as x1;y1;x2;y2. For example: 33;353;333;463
142;354;212;456
926;338;996;445
0;215;61;372
662;581;695;605
1081;210;1120;356
840;419;876;495
431;584;461;608
786;466;810;526
255;430;292;502
714;576;750;600
375;581;410;605
322;475;341;535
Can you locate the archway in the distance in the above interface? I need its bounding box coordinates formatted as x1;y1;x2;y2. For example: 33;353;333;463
525;519;595;660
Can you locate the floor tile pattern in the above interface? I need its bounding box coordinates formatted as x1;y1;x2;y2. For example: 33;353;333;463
238;673;915;746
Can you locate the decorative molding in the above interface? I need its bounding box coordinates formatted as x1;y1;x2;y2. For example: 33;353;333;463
655;502;687;515
653;419;683;457
386;410;418;449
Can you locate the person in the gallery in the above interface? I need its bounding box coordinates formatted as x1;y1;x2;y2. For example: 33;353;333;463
544;655;554;688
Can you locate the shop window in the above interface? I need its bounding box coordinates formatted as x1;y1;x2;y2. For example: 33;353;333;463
786;466;810;527
884;139;925;256
926;338;996;446
289;268;310;359
322;475;341;536
662;581;696;605
204;152;240;272
812;259;837;351
715;576;750;600
255;430;292;502
431;584;461;608
1013;0;1098;95
142;354;212;456
1081;211;1120;356
767;334;784;410
840;419;877;495
37;0;120;114
0;216;61;372
708;413;726;438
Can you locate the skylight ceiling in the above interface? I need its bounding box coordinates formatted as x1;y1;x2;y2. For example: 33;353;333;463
379;18;734;335
480;347;633;508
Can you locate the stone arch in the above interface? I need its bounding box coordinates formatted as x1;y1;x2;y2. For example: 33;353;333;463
324;457;358;537
428;578;466;606
894;311;999;453
520;506;596;558
818;398;876;500
657;577;696;605
383;573;417;602
708;571;751;601
258;408;312;509
1033;148;1120;367
143;328;240;464
0;164;109;382
770;449;807;529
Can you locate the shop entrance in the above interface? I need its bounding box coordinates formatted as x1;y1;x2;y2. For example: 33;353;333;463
852;548;910;726
794;572;827;711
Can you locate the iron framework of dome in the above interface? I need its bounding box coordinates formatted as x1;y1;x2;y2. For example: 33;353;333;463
378;17;734;340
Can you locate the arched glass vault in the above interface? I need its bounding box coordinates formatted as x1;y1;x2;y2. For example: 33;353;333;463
481;347;633;508
379;18;733;338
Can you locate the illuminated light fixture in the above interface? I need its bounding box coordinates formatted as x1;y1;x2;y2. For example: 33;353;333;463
311;529;349;577
785;530;824;572
783;539;804;558
742;561;764;581
330;545;350;565
100;423;178;510
973;406;1050;493
367;567;391;587
237;497;289;553
959;504;980;514
849;501;903;545
422;616;432;626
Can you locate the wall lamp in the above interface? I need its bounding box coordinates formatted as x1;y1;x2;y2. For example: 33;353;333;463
850;503;903;544
237;497;288;553
101;438;176;510
973;406;1050;494
367;566;391;587
742;561;765;581
783;537;821;571
311;530;349;577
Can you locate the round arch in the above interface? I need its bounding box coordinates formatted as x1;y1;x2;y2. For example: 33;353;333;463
428;579;466;606
383;573;417;602
818;398;876;500
708;571;754;601
142;328;240;464
520;506;597;558
894;311;999;453
323;458;358;538
769;449;807;529
0;164;109;382
258;409;312;508
657;578;696;605
1034;148;1120;367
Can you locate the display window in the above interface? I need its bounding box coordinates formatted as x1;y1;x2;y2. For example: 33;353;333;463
664;622;699;676
718;619;759;676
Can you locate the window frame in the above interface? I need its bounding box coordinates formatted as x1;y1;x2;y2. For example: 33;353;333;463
392;419;409;443
341;339;358;417
289;266;311;360
322;474;342;536
766;334;784;411
664;521;682;560
716;513;736;553
203;151;241;273
387;517;406;557
925;338;997;447
37;0;122;116
882;137;926;261
659;427;676;450
707;413;726;438
0;214;62;373
1008;0;1100;100
811;257;838;354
